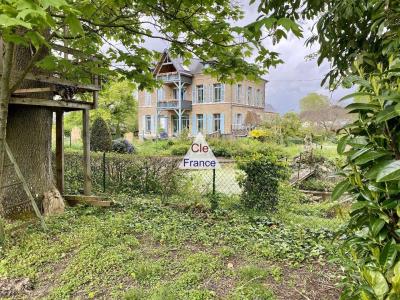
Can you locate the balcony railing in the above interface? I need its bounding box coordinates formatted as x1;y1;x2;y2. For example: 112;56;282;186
158;99;192;110
157;72;192;84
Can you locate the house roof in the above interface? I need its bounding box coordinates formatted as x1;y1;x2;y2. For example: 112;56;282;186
154;49;268;82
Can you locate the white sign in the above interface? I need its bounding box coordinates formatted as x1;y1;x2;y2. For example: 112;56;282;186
179;133;220;169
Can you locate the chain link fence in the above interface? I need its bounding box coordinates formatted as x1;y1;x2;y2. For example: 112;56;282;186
184;160;243;196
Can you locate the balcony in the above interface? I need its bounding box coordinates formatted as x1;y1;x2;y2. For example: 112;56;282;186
157;72;192;84
158;99;192;110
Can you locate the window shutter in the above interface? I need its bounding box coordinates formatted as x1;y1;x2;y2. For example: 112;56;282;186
220;113;225;134
191;114;197;135
210;84;214;102
207;114;213;133
150;115;155;134
221;84;225;102
142;116;146;132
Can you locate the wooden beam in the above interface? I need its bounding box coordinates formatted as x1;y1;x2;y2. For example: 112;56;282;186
0;70;101;92
55;111;64;194
13;87;55;94
82;109;92;195
63;195;112;207
50;43;101;62
10;97;94;111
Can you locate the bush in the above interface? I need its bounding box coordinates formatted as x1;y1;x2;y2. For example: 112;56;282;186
249;129;270;142
90;117;112;152
112;138;135;154
170;143;189;156
236;153;288;210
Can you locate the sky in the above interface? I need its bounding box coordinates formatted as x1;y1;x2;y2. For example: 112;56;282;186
141;1;352;114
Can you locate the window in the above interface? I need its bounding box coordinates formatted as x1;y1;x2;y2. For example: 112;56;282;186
214;83;222;102
172;114;189;134
235;113;243;125
236;84;242;103
157;88;164;101
247;87;252;105
197;114;204;132
197;85;204;103
173;88;178;100
213;113;221;132
173;87;185;100
145;115;151;132
144;92;151;106
256;89;261;106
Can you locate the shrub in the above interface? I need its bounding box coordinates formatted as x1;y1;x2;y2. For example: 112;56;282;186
249;129;269;142
90;117;112;152
236;153;288;210
170;143;189;156
112;138;135;154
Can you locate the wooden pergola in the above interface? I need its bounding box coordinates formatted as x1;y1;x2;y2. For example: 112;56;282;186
3;43;101;197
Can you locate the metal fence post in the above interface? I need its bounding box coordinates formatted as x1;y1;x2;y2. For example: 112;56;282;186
212;168;216;195
102;151;106;192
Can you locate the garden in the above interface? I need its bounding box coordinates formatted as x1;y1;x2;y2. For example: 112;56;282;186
0;130;349;299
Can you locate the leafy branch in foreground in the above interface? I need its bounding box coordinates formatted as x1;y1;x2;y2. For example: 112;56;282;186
333;60;400;299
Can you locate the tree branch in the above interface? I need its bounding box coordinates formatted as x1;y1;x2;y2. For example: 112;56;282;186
9;46;45;93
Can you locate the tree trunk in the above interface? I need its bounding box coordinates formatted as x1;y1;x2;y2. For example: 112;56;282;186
0;40;65;217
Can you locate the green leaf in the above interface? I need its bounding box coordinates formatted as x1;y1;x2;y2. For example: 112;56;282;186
379;239;397;270
332;179;351;201
66;14;84;36
345;102;380;112
362;268;389;297
337;135;349;155
366;160;394;180
371;218;385;236
350;147;372;161
377;160;400;182
354;151;390;165
40;0;68;9
0;14;32;29
340;92;374;102
348;136;369;147
376;105;400;123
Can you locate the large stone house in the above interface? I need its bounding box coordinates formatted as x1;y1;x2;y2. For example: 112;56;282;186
138;51;273;138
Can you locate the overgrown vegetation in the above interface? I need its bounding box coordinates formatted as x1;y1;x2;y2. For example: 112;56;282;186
237;153;288;210
0;185;344;299
62;152;183;200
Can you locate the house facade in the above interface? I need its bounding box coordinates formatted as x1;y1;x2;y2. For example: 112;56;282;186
138;51;272;138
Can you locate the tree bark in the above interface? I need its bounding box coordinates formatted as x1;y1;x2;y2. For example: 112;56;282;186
0;40;65;217
0;41;15;214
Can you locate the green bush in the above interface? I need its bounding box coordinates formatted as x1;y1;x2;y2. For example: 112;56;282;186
170;143;189;156
90;117;112;152
236;152;288;210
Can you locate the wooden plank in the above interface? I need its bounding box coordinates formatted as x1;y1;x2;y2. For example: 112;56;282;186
10;97;94;110
50;43;101;61
13;87;55;94
0;70;101;92
4;143;47;230
64;195;112;207
55;112;64;194
82;109;92;195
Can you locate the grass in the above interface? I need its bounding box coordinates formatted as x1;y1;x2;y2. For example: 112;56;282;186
0;188;346;299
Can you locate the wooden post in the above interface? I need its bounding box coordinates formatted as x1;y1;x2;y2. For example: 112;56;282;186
55;111;64;194
82;109;92;195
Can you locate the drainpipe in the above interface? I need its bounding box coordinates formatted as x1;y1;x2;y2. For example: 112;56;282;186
178;73;182;135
